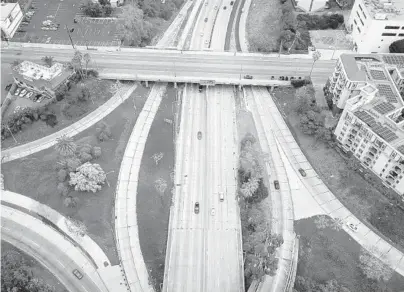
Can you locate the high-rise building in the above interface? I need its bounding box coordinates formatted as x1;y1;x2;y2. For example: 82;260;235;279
332;54;404;195
347;0;404;53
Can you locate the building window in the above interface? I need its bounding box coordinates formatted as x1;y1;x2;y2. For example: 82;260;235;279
362;12;367;19
360;19;364;26
359;4;363;11
338;136;342;141
382;168;385;172
354;19;357;25
399;33;404;37
357;26;361;33
385;26;400;30
356;12;361;20
382;33;397;36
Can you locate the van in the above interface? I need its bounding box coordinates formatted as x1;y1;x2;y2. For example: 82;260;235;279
219;192;224;202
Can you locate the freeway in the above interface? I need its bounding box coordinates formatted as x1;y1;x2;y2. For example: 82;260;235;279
1;205;108;292
1;48;336;85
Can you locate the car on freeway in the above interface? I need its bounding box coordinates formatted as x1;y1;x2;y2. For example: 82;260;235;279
230;1;234;4
223;6;227;9
19;89;28;97
204;17;208;22
298;168;306;177
72;269;83;280
200;32;204;37
347;222;358;232
14;87;22;96
198;131;202;140
211;208;215;216
214;5;218;9
244;75;253;79
194;202;200;214
204;40;209;44
219;192;224;202
274;180;280;190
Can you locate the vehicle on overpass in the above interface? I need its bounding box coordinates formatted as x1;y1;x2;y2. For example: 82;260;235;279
274;180;280;190
244;75;253;79
73;269;83;280
219;192;224;202
194;202;200;214
198;131;202;140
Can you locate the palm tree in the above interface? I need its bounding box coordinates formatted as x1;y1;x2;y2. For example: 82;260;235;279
83;53;91;78
55;135;77;157
310;50;321;77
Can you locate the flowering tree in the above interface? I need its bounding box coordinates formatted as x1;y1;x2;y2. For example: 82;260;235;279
69;162;106;193
151;152;164;165
154;178;168;193
65;217;87;237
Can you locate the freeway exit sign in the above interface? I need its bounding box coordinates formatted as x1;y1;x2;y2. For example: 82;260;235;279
200;80;216;86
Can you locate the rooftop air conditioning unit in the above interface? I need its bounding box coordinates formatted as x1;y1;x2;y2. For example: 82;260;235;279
375;13;387;20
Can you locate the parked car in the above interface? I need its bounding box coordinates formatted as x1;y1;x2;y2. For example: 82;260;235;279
198;131;202;140
204;17;208;22
298;168;306;177
274;180;280;190
72;269;83;279
25;92;33;99
14;87;22;96
36;95;45;103
347;222;358;232
244;75;253;79
19;89;28;97
194;202;200;214
33;94;41;102
219;192;224;202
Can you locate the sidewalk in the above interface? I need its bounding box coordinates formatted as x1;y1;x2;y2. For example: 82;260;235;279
1;191;127;292
1;83;137;163
114;84;166;292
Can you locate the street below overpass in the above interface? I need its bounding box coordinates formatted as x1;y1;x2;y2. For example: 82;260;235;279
1;48;336;85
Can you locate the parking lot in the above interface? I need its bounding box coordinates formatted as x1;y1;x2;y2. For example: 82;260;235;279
12;0;121;46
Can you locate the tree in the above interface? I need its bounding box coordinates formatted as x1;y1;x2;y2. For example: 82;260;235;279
300;110;325;135
71;50;84;79
1;250;56;292
96;121;112;141
83;53;91;78
240;177;260;200
41;56;54;67
65;217;87;236
117;4;154;47
64;196;79;208
359;247;393;282
389;39;404;53
83;1;103;17
55;135;77;157
69;162;106;192
310;51;321;77
288;31;301;53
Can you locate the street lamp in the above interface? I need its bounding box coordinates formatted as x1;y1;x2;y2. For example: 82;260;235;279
65;26;76;49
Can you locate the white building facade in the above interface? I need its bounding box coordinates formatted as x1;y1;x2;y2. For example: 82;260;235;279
348;0;404;53
0;2;23;40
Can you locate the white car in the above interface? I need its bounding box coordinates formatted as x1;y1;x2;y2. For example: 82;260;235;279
211;208;215;216
200;32;204;37
347;222;358;232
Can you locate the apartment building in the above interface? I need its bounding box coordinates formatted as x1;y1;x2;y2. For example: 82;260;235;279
0;2;23;40
327;53;404;111
333;54;404;195
347;0;404;53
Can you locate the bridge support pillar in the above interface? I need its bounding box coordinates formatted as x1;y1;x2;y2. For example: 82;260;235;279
145;80;149;87
174;82;177;89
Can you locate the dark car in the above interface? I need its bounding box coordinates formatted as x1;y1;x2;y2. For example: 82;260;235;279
204;17;208;22
198;131;202;140
72;269;83;280
194;202;200;214
244;75;253;79
298;168;307;177
230;1;234;4
199;85;203;92
223;6;227;9
274;180;280;190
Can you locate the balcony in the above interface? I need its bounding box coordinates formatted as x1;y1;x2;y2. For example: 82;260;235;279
369;146;377;154
386;176;395;184
351;129;358;135
366;151;375;158
389;170;398;178
394;166;402;173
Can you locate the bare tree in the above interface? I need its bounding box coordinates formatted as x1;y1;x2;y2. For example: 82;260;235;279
310;51;321;77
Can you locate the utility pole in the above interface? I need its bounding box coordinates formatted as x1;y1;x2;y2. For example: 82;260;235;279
65;26;76;49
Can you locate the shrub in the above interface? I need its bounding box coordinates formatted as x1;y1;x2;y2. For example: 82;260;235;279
69;162;106;193
64;196;79;208
389;39;404;53
79;152;93;163
96;122;112;141
58;169;68;182
65;157;82;172
83;1;103;17
291;78;311;88
92;146;102;158
297;13;344;30
57;182;69;196
79;144;93;154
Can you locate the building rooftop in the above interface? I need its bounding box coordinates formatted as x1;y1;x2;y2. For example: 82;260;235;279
12;61;73;90
1;3;18;21
362;0;404;21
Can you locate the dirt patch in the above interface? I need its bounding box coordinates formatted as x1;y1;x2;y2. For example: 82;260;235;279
2;78;115;149
295;216;404;292
246;0;282;52
271;86;404;250
1;241;68;292
2;85;150;264
137;85;178;290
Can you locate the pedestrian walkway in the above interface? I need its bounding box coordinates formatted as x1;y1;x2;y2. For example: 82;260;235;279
258;88;404;277
1;191;127;292
1;83;137;163
115;84;166;292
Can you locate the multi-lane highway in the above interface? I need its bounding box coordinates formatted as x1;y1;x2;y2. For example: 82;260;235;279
1;47;336;85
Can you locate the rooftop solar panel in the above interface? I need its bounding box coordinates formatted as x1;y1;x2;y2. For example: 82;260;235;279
354;110;398;142
397;145;404;155
377;84;398;103
373;102;395;115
